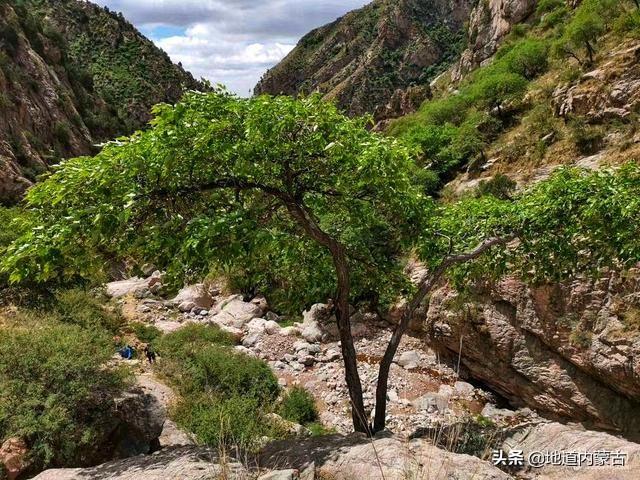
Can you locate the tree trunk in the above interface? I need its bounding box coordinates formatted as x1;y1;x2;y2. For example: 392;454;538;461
585;41;595;65
331;243;369;434
285;200;369;433
372;235;516;433
373;275;436;433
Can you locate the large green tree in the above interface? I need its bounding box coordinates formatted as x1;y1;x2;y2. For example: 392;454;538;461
3;90;639;435
2;91;426;433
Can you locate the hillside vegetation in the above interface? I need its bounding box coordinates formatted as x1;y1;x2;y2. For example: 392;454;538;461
0;0;202;205
389;0;640;193
255;0;473;119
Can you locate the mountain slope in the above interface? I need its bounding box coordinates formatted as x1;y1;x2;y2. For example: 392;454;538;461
0;0;202;205
254;0;473;120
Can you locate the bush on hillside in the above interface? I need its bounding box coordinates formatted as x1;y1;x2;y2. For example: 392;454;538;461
278;387;319;425
175;345;279;404
0;321;127;471
156;323;235;359
497;39;549;80
569;117;604;154
156;324;281;450
52;288;124;333
173;394;274;451
476;174;517;200
129;322;163;345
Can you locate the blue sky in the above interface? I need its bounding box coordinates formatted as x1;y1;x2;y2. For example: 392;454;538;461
94;0;370;96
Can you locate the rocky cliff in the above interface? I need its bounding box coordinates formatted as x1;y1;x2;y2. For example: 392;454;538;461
423;271;640;438
254;0;473;119
451;0;539;81
0;0;202;205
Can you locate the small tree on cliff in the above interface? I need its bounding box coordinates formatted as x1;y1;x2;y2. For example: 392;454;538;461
3;90;640;434
371;163;640;431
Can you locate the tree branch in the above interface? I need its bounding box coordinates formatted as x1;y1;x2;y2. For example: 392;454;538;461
144;177;287;200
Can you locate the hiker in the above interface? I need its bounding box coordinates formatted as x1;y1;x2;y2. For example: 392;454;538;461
144;344;156;364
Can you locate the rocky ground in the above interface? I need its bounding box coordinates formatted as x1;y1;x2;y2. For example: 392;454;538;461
107;274;533;438
18;272;640;479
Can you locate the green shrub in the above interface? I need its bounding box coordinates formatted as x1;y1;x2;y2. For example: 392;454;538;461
569;118;604;154
173;394;273;451
466;72;528;113
498;39;549;80
476;174;517;200
614;9;640;37
279;387;319;425
0;321;128;470
0;23;20;57
52;288;124;333
130;322;163;345
306;422;335;437
184;346;279;404
53;122;71;145
536;0;565;15
418;94;470;126
0;207;27;250
156;323;234;360
570;328;593;348
157;324;282;451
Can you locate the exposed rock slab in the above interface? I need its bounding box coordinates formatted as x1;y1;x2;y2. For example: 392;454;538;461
503;422;640;479
258;434;512;480
31;446;248;480
452;0;538;81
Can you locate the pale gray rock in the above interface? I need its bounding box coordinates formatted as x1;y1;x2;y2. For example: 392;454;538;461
259;471;297;480
171;284;215;309
106;277;150;299
481;403;516;420
216;299;263;328
503;422;640;479
396;350;420;370
454;381;475;397
32;446;248;480
259;435;512;480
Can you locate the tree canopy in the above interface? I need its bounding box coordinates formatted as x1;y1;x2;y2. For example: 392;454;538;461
2;90;427;312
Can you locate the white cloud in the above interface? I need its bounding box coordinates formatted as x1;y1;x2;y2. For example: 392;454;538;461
94;0;370;95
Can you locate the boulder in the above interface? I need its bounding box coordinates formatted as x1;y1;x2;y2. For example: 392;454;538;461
171;284;215;309
481;403;517;421
106;277;150;299
323;349;341;362
159;420;194;448
258;434;512;480
281;326;301;337
259;470;298;480
454;381;475;397
110;387;166;459
0;438;29;480
300;303;336;343
177;301;196;313
502;422;640;479
264;320;281;335
396;350;420;370
251;295;269;311
213;299;263;329
32;446;248;480
242;331;262;348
